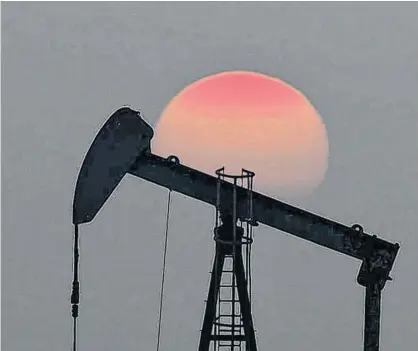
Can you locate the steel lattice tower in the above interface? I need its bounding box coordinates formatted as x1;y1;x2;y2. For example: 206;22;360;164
198;168;257;351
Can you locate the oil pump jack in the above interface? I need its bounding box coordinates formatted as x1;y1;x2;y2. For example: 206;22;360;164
71;107;400;351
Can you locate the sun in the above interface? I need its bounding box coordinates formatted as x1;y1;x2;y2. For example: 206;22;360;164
152;71;329;199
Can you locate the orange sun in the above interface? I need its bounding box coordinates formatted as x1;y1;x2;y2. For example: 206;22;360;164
152;71;329;199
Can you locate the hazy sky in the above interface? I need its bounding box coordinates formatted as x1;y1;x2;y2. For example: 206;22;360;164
2;2;417;351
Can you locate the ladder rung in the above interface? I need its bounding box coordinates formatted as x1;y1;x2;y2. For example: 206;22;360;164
218;343;242;349
218;328;240;332
217;328;244;332
210;335;246;341
218;343;242;348
216;324;243;327
218;315;241;319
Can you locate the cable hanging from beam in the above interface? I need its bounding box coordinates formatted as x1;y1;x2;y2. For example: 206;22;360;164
156;189;172;351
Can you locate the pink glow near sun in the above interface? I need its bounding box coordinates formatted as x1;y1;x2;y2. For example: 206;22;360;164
181;71;304;108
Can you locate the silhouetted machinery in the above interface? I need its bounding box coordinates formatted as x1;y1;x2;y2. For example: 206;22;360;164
71;107;400;351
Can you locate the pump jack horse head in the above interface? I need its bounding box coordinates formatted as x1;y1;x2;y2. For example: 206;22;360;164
73;107;153;225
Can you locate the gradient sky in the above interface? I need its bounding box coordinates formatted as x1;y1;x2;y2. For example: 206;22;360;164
2;3;418;351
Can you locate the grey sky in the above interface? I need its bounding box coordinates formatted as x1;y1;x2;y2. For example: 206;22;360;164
2;2;417;351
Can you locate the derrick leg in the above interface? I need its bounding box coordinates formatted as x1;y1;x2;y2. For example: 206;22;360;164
235;250;257;351
199;248;226;351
